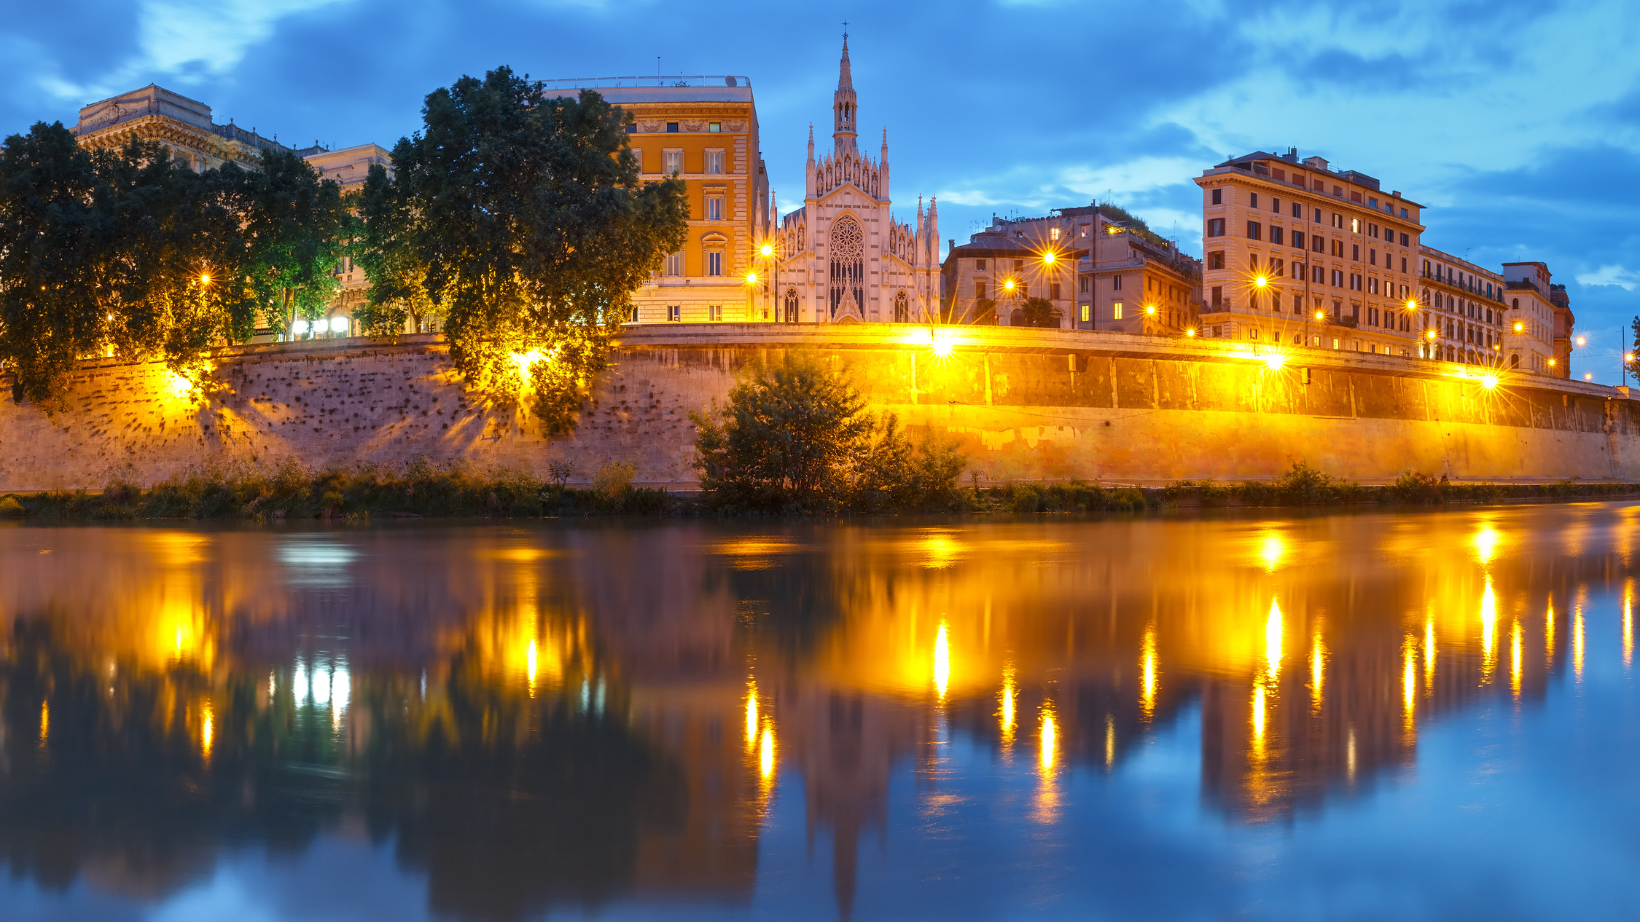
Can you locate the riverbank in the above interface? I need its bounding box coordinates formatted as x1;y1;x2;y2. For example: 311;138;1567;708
1;460;1637;522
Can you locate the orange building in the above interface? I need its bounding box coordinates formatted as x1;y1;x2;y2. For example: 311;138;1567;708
546;78;769;324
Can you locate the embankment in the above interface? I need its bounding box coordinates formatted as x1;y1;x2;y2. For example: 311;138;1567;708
1;325;1633;491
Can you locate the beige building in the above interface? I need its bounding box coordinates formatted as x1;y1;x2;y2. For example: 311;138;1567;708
1416;246;1506;366
940;207;1197;334
1195;150;1426;356
1501;262;1562;374
1550;284;1576;377
545;78;768;324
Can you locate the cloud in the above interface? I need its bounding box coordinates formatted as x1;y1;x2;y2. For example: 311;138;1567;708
1577;265;1640;291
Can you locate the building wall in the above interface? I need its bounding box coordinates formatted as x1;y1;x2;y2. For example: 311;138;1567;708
3;327;1635;493
1502;262;1560;375
1197;154;1426;357
1416;245;1507;366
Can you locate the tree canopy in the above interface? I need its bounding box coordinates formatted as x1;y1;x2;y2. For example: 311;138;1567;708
355;67;689;432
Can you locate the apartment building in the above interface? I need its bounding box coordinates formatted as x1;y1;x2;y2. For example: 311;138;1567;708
1550;284;1575;377
1501;262;1563;374
941;207;1199;334
1416;246;1506;366
546;78;769;324
1195;150;1426;356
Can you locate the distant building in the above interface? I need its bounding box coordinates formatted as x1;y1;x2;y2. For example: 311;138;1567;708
72;84;290;171
1501;262;1563;375
1195;149;1427;356
543;76;769;324
1550;283;1576;378
1416;246;1506;367
940;208;1198;334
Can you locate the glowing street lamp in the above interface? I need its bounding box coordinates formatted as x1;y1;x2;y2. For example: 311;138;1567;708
1004;279;1016;293
1514;321;1524;333
1254;275;1268;289
1481;375;1498;390
1041;251;1056;266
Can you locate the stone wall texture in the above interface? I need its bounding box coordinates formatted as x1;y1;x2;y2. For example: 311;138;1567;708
3;325;1637;491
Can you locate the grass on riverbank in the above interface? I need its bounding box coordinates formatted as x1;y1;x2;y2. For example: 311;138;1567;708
1;460;1636;522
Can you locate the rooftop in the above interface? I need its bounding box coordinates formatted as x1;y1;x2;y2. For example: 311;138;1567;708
540;77;754;105
1209;148;1424;209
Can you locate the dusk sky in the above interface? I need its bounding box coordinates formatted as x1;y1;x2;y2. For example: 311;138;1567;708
6;0;1639;378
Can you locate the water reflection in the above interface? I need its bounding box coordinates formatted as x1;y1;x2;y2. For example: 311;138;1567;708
0;505;1636;919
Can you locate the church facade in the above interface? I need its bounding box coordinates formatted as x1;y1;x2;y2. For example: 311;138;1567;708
766;38;940;323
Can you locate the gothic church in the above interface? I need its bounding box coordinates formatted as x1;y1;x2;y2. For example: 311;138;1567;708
771;37;940;323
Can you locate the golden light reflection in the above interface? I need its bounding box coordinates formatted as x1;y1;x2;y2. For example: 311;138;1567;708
39;700;48;747
1140;625;1157;720
1104;714;1115;770
1473;524;1499;565
1309;632;1325;712
1402;636;1417;716
758;724;776;784
1546;597;1557;659
933;621;951;702
920;532;961;569
1264;600;1283;682
1250;684;1267;759
1424;616;1437;688
1574;603;1586;681
1346;727;1357;782
999;666;1017;751
745;680;760;750
202;702;214;762
1511;621;1523;700
1625;580;1634;668
1481;579;1497;683
1259;532;1286;572
527;637;538;697
1039;705;1058;773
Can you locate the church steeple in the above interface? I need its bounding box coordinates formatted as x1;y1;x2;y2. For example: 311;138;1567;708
832;33;857;153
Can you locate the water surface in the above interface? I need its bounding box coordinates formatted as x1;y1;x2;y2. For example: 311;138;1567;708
2;506;1638;921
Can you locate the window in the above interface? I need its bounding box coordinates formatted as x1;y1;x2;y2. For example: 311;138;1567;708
629;305;640;322
662;150;683;174
1401;257;1407;273
1332;213;1344;228
1272;197;1281;212
705;150;724;174
668;305;681;321
1332;269;1343;287
1271;258;1285;276
666;122;679;133
976;281;987;299
1313;265;1324;283
705;196;724;220
1292;231;1305;250
1251;193;1259;209
1113;275;1123;291
1051;283;1061;300
1211;188;1222;205
1313;235;1325;254
633;149;643;172
1271;226;1284;245
708;122;721;132
1077;304;1088;322
1050;226;1061;241
1350;273;1362;291
1369;249;1377;266
1013;259;1024;271
1208;251;1225;270
1079;276;1089;292
708;304;723;321
1211;286;1222;308
1368;278;1378;294
975;259;986;270
1351;244;1360;261
1113;301;1124;320
1369;223;1379;238
1292;202;1301;217
664;251;683;276
1207;218;1226;237
1314;207;1322;223
1331;240;1343;257
706;251;724;276
1247;221;1262;240
1401;207;1408;218
1400;233;1409;246
1293;261;1304;279
1351;218;1360;233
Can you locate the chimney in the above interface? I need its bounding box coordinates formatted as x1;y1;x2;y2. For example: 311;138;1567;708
1303;156;1329;171
1284;147;1298;162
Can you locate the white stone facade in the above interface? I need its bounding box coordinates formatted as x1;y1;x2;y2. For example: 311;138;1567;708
767;38;939;323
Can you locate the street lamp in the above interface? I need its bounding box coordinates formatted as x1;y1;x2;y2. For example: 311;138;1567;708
758;241;782;322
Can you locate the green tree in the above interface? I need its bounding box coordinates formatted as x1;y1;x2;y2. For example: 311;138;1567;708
352;163;438;337
376;67;688;432
1019;296;1060;328
0;122;110;405
692;352;967;514
1629;315;1640;380
240;149;351;338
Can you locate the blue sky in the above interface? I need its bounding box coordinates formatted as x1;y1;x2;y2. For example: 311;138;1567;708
6;0;1640;379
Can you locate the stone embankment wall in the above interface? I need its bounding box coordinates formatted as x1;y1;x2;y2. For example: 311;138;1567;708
1;325;1635;492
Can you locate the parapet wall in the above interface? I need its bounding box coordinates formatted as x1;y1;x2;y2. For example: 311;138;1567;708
1;325;1634;491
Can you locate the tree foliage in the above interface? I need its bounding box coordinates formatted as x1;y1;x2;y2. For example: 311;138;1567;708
356;67;689;432
1019;296;1060;328
692;353;968;514
0;121;344;405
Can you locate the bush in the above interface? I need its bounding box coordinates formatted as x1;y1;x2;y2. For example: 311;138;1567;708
591;461;637;500
0;496;24;518
1391;471;1444;504
693;352;968;514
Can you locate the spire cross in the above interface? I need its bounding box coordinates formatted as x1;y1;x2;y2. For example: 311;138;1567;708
842;20;848;39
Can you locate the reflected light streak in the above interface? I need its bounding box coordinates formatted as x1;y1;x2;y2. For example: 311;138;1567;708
1035;705;1061;825
1264;600;1283;682
1039;706;1058;773
758;724;776;784
1473;524;1499;564
1402;636;1417;715
1481;579;1497;683
1546;597;1557;660
527;637;538;698
202;703;214;762
1511;622;1523;700
1309;632;1325;711
999;666;1016;751
745;680;760;750
1346;727;1357;782
1251;683;1267;759
1259;532;1286;572
39;700;47;747
934;622;951;702
1424;616;1437;688
1626;581;1634;668
1140;626;1157;720
1574;604;1586;681
1104;714;1115;769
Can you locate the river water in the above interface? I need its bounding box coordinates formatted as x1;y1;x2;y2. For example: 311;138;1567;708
0;506;1637;921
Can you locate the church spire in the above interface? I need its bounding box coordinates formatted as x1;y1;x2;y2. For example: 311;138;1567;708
832;32;857;153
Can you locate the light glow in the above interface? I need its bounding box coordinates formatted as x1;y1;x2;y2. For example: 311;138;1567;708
760;243;773;257
1140;626;1157;720
759;725;776;781
1514;322;1524;332
745;272;757;284
1406;300;1418;311
1040;707;1058;771
1264;599;1283;682
1315;310;1326;321
1262;352;1286;371
1041;251;1056;265
933;622;950;702
1481;375;1498;390
1000;666;1017;750
202;703;214;761
1185;328;1196;337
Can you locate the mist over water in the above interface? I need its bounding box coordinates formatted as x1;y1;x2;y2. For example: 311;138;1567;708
1;506;1637;921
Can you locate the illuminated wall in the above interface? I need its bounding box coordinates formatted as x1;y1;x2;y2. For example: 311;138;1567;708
1;326;1634;491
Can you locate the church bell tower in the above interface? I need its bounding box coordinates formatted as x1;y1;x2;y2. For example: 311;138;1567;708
832;33;857;153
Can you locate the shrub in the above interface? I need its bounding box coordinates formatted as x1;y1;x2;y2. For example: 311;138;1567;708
591;461;637;500
1392;471;1444;504
0;496;23;518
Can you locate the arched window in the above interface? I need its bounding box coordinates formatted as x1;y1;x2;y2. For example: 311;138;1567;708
829;216;865;319
1512;298;1519;309
894;290;909;322
1511;353;1520;368
784;288;799;323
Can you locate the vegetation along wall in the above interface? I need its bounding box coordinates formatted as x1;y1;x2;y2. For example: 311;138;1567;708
1;326;1635;492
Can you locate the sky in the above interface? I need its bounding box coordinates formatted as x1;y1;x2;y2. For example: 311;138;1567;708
5;0;1640;378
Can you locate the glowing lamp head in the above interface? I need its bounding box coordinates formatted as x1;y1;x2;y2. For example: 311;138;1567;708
1185;328;1196;337
1426;330;1437;340
1004;279;1015;292
199;274;210;285
745;272;757;284
1576;336;1585;346
1315;310;1326;321
1406;299;1417;311
1514;322;1524;332
1262;353;1286;370
1481;375;1498;389
1042;251;1056;265
1628;353;1636;363
1145;305;1156;315
1548;358;1556;367
760;243;773;257
1254;275;1268;288
1585;372;1594;380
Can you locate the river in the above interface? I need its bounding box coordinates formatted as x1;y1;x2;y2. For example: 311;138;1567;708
0;505;1636;921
